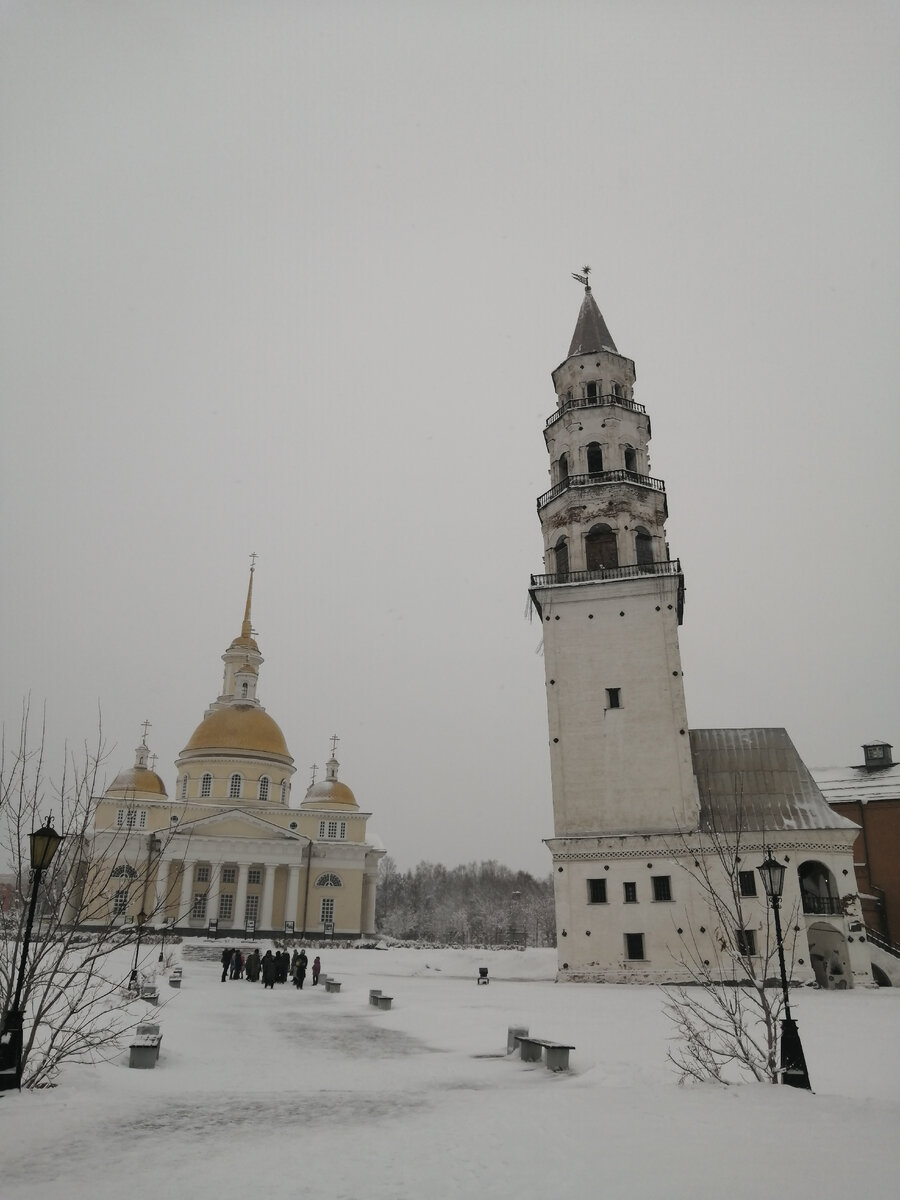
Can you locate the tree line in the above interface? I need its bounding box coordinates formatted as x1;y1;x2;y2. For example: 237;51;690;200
376;856;556;947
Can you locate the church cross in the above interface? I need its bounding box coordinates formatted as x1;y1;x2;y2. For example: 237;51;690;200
140;718;152;744
330;733;340;757
310;763;318;786
149;753;158;771
249;551;258;572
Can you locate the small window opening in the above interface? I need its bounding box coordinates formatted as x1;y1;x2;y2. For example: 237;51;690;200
625;932;644;960
588;879;607;904
738;871;757;897
607;687;621;709
624;446;637;472
623;881;637;903
736;929;757;957
651;875;672;902
554;536;569;577
586;442;603;474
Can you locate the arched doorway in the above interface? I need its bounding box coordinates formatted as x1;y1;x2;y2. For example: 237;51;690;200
585;524;618;570
799;861;841;917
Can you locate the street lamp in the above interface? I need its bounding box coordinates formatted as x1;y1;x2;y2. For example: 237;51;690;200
757;850;812;1090
129;910;148;990
0;817;64;1091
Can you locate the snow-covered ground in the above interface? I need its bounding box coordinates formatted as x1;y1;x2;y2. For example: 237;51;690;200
1;945;898;1199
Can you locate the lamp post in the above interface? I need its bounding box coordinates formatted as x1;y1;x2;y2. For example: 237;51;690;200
0;817;64;1091
757;850;812;1090
129;910;147;990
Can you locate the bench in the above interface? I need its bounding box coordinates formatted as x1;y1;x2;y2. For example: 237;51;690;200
140;984;160;1005
369;989;382;1006
324;979;342;994
374;995;393;1011
515;1035;574;1072
129;1024;162;1069
477;967;489;985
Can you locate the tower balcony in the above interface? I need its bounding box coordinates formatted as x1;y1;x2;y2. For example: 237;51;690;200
537;469;666;511
530;559;681;589
545;393;646;430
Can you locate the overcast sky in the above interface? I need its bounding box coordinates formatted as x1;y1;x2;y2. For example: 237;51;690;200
2;1;898;876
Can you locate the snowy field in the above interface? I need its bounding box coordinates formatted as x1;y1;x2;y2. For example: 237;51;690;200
1;945;898;1199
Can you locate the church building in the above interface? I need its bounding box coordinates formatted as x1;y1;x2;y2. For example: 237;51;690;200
530;274;872;986
78;566;384;940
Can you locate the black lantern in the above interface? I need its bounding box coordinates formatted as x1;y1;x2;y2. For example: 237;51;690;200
756;851;786;902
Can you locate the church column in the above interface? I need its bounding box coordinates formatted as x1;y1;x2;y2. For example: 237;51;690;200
233;863;250;930
177;860;195;926
285;863;301;926
154;858;172;921
260;864;276;932
362;872;377;935
206;865;222;927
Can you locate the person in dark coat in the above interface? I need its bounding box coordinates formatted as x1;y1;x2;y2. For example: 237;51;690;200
312;956;321;985
246;949;260;982
221;947;231;983
293;949;308;989
261;950;276;989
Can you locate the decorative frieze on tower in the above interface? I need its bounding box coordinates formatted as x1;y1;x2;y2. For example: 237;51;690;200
530;274;698;838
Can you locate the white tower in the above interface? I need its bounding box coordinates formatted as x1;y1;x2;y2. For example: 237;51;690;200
530;274;698;841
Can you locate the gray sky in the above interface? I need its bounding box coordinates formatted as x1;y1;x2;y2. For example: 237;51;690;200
2;1;898;876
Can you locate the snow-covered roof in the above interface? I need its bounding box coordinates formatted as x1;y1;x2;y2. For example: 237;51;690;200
811;762;900;806
690;727;859;833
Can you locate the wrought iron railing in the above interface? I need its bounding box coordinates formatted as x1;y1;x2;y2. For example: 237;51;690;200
537;469;666;509
530;560;681;588
865;926;900;959
801;895;843;916
545;393;646;429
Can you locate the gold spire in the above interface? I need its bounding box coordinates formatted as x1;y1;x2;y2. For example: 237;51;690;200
242;553;257;640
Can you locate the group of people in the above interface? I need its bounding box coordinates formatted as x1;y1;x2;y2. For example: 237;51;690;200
220;946;321;990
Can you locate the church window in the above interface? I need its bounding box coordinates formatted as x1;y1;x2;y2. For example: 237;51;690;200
340;822;346;839
181;775;188;799
229;773;242;799
625;932;645;960
320;897;335;924
736;929;757;957
738;871;757;897
651;875;672;902
623;445;637;472
635;527;654;566
201;773;213;798
585;524;618;570
328;820;339;839
315;872;342;888
196;865;210;883
258;776;270;803
192;893;208;920
222;867;236;884
611;382;623;399
585;380;597;400
218;893;234;920
241;681;248;697
586;442;603;474
110;864;138;879
245;895;259;924
587;879;607;904
606;688;621;709
319;821;326;838
248;869;262;885
280;780;287;804
557;453;569;483
553;536;569;577
623;881;637;903
112;888;129;917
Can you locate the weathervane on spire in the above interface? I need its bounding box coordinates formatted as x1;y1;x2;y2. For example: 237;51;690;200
330;733;340;758
571;265;591;291
140;718;152;745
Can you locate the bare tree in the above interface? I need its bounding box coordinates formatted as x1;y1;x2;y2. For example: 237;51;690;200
0;700;183;1088
662;808;799;1085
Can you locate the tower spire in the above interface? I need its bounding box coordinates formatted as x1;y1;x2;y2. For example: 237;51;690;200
242;553;258;640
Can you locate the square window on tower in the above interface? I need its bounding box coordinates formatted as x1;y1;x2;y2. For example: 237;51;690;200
606;688;621;709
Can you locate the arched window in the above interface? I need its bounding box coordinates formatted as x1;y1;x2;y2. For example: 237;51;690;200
241;681;248;697
201;772;213;798
585;380;597;400
180;774;188;799
635;527;654;566
280;780;287;804
557;453;569;483
585;524;618;570
553;536;569;577
258;776;270;803
623;445;637;472
228;773;242;799
586;442;603;474
315;872;343;888
611;382;623;398
798;861;841;916
110;864;138;879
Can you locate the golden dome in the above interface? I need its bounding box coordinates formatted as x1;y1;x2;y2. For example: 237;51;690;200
106;766;168;798
300;779;358;810
181;705;292;760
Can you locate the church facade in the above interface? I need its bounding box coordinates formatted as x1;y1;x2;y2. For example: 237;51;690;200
531;277;872;986
77;568;384;940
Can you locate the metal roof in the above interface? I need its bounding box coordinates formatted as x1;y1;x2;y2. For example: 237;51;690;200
690;727;858;834
568;289;618;356
811;763;900;806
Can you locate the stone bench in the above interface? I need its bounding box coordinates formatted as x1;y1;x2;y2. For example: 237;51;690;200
129;1024;162;1069
374;995;393;1011
515;1036;574;1072
477;967;489;985
369;989;382;1006
324;979;342;994
140;985;160;1005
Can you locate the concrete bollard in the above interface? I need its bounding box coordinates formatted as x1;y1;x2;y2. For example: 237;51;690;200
508;1025;529;1055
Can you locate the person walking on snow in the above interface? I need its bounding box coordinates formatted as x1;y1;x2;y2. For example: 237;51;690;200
312;956;321;985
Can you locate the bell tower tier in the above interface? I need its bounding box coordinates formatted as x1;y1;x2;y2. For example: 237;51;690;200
530;277;698;836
